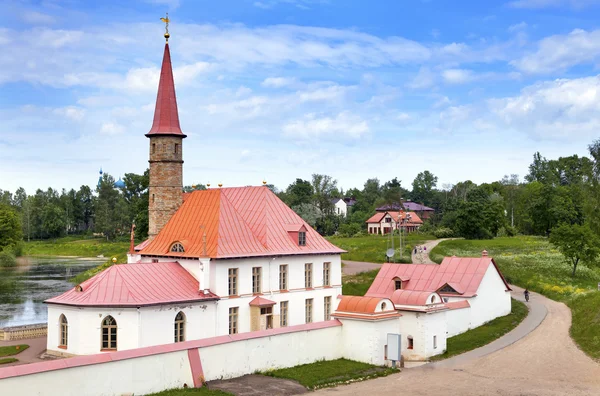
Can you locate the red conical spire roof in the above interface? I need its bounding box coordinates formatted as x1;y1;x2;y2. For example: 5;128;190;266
146;43;186;138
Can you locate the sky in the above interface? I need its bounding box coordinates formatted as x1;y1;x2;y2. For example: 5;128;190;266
2;0;600;194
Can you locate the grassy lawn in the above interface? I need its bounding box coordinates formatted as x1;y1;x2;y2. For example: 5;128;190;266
328;234;436;264
342;269;379;296
24;236;129;258
430;298;528;361
0;358;18;365
430;236;600;359
261;358;398;390
0;345;29;357
145;388;233;396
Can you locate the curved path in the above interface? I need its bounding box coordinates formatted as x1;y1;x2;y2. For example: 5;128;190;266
316;288;600;396
411;238;451;264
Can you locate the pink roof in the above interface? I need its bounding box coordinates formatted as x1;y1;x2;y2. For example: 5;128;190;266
46;263;218;307
141;186;345;259
366;257;511;298
146;43;186;138
134;239;150;252
390;290;437;306
249;296;276;307
365;211;423;225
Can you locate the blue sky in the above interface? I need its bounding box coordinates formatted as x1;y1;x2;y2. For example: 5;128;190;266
3;0;600;194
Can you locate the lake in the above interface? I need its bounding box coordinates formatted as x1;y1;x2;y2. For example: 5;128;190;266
0;257;105;327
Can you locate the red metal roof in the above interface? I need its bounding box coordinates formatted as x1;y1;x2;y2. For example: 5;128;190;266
45;263;218;307
141;186;345;259
445;300;471;310
366;257;511;298
146;43;186;138
249;296;276;307
134;239;150;252
336;296;382;314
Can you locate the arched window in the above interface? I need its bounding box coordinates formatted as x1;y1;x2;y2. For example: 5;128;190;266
174;311;185;343
407;335;414;350
59;314;68;348
430;295;436;304
381;302;387;311
101;316;117;351
170;242;185;253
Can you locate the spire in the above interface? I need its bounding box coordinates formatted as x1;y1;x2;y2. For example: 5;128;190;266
146;38;186;138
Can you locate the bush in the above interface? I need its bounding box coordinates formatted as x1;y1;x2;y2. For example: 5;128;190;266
497;226;517;237
434;227;454;238
0;251;16;268
10;241;24;257
337;223;362;237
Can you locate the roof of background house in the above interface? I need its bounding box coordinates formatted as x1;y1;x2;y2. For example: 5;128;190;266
45;262;218;307
140;186;345;259
365;211;423;225
343;198;357;206
375;202;435;212
366;256;511;298
330;198;344;204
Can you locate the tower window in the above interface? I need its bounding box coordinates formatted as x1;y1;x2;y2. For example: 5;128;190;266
152;194;155;203
152;143;156;154
175;143;179;154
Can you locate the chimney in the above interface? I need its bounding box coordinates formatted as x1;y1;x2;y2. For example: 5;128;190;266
482;250;488;257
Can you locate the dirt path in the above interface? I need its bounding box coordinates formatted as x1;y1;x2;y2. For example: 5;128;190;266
411;238;450;264
0;337;47;366
316;290;600;396
341;260;382;275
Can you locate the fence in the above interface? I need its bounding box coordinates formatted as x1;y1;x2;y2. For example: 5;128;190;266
0;323;47;341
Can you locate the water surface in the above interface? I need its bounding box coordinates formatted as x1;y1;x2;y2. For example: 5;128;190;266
0;257;105;327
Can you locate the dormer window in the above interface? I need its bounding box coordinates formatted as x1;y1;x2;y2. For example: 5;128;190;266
298;231;306;246
170;242;185;253
439;284;459;294
395;280;402;290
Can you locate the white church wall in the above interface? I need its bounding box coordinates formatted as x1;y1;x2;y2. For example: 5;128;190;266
469;263;512;328
47;305;140;356
338;318;400;365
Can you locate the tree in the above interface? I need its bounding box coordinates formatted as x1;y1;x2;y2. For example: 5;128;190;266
411;171;438;206
291;203;321;227
311;174;337;214
42;203;66;239
285;179;313;207
0;204;22;249
549;223;600;276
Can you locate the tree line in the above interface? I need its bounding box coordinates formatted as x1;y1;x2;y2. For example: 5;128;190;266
1;139;599;273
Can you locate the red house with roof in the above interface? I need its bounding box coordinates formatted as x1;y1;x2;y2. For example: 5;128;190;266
366;211;423;234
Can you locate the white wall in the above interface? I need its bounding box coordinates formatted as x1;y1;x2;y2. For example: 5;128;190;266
200;326;343;381
397;311;446;360
445;307;471;337
2;325;343;396
334;200;347;217
339;318;400;365
469;264;512;328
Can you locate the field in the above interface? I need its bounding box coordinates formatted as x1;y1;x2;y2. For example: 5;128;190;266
328;233;436;264
430;236;600;359
24;236;129;259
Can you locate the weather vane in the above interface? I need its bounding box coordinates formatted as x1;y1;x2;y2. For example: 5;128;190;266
160;12;170;42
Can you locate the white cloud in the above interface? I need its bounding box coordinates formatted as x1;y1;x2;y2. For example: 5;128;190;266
512;29;600;74
53;106;85;121
100;122;125;135
298;84;350;102
261;77;296;88
21;11;56;25
508;22;528;32
407;67;436;89
490;75;600;138
282;112;369;140
507;0;600;8
442;69;474;84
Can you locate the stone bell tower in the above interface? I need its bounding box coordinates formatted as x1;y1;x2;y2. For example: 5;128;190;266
146;26;186;240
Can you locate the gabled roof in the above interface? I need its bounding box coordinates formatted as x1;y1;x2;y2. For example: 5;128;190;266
366;257;511;298
146;43;186;138
249;296;276;307
402;201;434;211
365;211;423;225
45;263;218;307
141;186;345;259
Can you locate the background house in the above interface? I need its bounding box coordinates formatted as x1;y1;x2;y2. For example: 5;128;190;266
376;201;435;220
366;211;423;234
331;198;347;216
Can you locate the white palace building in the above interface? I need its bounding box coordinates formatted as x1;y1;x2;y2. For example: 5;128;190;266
0;28;513;396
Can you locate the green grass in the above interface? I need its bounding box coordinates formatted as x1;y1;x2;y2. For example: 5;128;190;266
327;234;436;264
431;298;528;361
0;345;29;357
0;358;18;365
569;292;600;360
342;269;379;296
430;236;600;359
144;388;233;396
261;358;398;390
71;252;128;284
24;236;129;259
